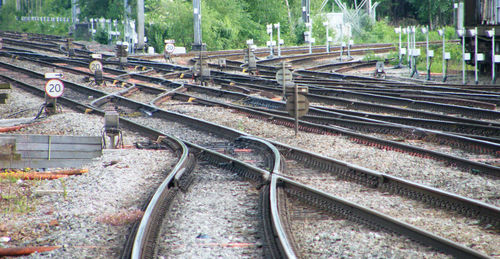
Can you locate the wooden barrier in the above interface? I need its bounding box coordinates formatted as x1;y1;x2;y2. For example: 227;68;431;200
0;135;102;169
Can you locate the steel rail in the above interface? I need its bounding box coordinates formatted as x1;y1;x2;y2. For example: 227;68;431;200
3;65;499;256
170;81;500;136
270;141;500;229
239;136;298;258
164;90;500;177
2;56;499;172
212;76;500;126
0;69;281;259
165;84;500;155
277;176;490;258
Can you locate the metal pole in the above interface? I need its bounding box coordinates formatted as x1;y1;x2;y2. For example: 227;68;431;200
426;26;430;80
325;22;329;53
271;25;274;57
474;27;478;85
412;26;416;76
91;19;94;41
71;0;76;27
407;26;410;70
282;61;286;99
493;28;496;84
309;22;312;54
442;31;446;82
193;0;202;50
347;27;351;58
294;84;298;136
267;24;273;57
398;27;402;66
123;0;128;42
276;23;281;57
462;29;466;84
137;0;144;49
340;24;344;61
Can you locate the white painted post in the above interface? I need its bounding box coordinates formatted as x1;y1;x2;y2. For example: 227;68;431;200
306;22;312;54
486;28;496;84
267;24;273;58
274;23;281;57
421;26;430;80
473;27;478;84
406;27;410;70
323;21;329;53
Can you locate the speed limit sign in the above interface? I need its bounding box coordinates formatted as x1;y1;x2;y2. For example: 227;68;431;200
165;43;175;53
89;60;103;73
45;79;65;98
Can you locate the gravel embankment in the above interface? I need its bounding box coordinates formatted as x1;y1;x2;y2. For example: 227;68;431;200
0;87;178;258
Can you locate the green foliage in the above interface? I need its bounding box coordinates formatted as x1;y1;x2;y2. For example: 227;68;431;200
16;21;69;36
294;22;306;45
311;16;326;44
145;0;267;51
407;0;452;27
78;0;126;20
146;23;169;55
356;19;396;44
1;0;459;52
0;1;18;31
94;28;109;45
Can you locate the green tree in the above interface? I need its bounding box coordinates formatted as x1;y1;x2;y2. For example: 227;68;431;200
407;0;453;28
78;0;127;20
0;1;17;31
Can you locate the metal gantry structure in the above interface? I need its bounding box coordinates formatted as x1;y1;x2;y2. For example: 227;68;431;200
192;0;205;51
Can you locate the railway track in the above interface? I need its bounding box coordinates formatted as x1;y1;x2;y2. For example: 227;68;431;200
2;53;500;177
1;35;498;258
4;52;499;171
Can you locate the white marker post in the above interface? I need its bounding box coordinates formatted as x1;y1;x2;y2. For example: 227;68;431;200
406;27;410;70
339;24;344;61
305;22;312;54
469;27;479;84
267;24;273;58
323;21;329;53
394;27;402;67
421;26;430;80
457;29;466;84
438;29;445;81
347;23;352;58
486;28;496;84
274;23;282;57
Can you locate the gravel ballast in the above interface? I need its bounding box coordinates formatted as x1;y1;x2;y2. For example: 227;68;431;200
1;43;499;258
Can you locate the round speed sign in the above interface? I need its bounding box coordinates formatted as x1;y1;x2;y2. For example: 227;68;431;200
89;60;103;74
165;43;175;53
45;79;65;98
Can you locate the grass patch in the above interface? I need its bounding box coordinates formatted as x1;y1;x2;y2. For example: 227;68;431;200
0;179;37;214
